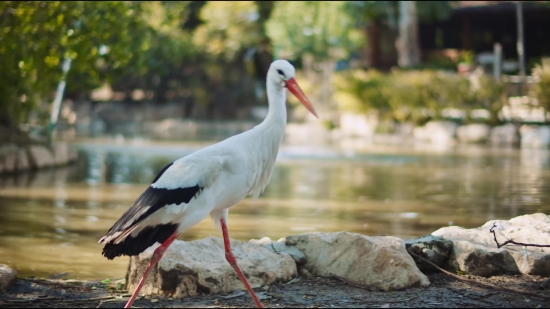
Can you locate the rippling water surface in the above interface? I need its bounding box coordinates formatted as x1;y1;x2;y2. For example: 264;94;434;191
1;139;549;280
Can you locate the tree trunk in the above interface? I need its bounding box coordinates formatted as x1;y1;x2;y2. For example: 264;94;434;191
366;18;381;69
460;17;472;50
396;1;421;68
253;1;275;104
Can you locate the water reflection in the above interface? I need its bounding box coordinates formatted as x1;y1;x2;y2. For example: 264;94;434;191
1;142;550;280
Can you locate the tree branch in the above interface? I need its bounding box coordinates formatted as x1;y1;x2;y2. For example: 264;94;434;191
489;223;550;249
406;249;550;301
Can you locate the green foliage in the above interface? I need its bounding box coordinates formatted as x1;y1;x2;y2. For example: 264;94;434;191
0;1;147;124
0;0;523;129
416;1;456;23
470;75;507;125
458;50;474;65
333;69;507;125
109;2;196;95
333;70;389;114
266;1;363;61
344;1;454;29
192;1;262;61
532;58;550;120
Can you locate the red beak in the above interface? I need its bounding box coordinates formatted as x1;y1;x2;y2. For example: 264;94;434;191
285;77;318;118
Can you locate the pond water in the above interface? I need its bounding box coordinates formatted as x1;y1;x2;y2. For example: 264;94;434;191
1;139;549;280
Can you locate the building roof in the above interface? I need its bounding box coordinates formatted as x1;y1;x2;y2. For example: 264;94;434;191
453;1;550;14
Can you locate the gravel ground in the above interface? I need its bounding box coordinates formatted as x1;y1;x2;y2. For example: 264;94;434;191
1;272;550;308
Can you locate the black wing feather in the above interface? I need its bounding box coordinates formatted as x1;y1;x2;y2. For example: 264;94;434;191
100;162;204;259
102;223;179;259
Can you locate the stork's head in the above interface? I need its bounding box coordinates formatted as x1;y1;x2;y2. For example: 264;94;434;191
268;60;318;118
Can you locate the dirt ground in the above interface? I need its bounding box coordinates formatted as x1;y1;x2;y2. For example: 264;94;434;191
1;272;550;308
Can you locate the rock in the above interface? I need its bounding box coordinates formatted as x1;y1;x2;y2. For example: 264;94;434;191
413;121;457;145
0;264;17;292
52;142;69;165
249;237;306;265
339;112;378;138
404;235;453;272
68;147;78;162
3;150;16;173
90;118;107;136
395;122;415;137
27;145;55;169
16;148;29;171
127;237;297;298
456;124;490;144
489;124;518;145
284;232;430;290
520;125;550;148
432;213;550;277
284;122;331;146
0;145;18;173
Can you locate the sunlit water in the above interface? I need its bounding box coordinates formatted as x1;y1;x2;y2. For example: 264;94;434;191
1;139;550;280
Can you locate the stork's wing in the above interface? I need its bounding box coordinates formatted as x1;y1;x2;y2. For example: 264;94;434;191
99;156;224;245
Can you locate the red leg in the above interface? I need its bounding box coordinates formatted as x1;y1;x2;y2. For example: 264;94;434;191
220;219;264;308
124;232;179;309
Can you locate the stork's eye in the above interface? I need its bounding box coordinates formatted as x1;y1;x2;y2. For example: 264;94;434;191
276;69;285;77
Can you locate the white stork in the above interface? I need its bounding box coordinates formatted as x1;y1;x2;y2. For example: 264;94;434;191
99;60;318;308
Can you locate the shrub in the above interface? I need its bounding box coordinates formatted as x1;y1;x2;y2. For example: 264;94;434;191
532;58;550;122
333;68;507;126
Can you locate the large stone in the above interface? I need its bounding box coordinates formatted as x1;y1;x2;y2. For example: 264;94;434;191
413;121;457;145
27;145;55;169
404;235;453;272
0;145;18;173
16;148;29;171
432;213;550;277
249;237;307;265
489;124;518;145
127;237;297;297
68;146;78;162
3;150;16;173
520;125;550;148
52;142;69;165
0;264;17;292
339;112;378;138
284;232;430;290
456;124;490;144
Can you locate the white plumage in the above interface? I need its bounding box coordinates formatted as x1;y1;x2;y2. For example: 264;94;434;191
99;60;317;309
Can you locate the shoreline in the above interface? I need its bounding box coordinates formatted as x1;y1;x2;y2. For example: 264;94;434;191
1;272;548;308
0;141;77;176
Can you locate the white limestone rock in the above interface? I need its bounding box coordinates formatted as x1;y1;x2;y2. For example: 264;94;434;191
456;124;490;144
413;121;458;145
432;213;550;277
520;125;550;148
489;124;518;145
53;142;70;165
16;148;29;171
127;237;297;298
284;232;430;291
249;237;307;265
0;264;17;292
27;145;55;169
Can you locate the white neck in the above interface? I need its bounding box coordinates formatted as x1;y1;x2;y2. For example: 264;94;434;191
258;79;287;128
245;77;287;198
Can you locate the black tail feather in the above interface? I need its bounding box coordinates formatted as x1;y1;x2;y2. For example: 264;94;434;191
102;223;179;260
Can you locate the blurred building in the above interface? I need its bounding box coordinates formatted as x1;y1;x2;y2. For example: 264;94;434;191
367;1;550;70
420;1;550;69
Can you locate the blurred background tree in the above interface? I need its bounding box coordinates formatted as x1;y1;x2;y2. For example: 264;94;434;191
2;0;550;138
0;1;146;128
